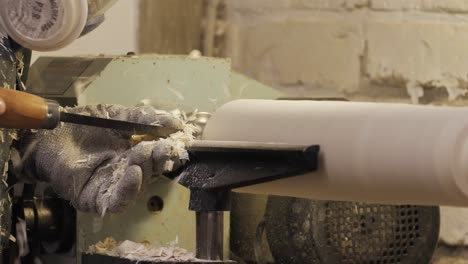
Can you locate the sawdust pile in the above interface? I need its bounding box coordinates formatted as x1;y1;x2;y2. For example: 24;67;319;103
88;237;197;262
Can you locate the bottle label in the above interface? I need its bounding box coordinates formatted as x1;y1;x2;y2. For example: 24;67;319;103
6;0;65;39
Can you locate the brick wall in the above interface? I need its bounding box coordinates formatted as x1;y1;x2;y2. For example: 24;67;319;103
226;0;468;105
225;0;468;249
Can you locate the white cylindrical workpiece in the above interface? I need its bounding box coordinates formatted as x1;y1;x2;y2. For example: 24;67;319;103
202;99;468;206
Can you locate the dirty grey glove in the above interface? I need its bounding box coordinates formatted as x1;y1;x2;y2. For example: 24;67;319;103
11;104;189;215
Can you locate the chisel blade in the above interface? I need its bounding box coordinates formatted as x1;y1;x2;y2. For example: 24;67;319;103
59;112;178;138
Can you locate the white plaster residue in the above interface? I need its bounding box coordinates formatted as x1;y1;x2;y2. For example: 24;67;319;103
406;81;424;104
188;50;202;59
446;86;467;101
440;206;468;246
434;76;468;101
405;76;468;103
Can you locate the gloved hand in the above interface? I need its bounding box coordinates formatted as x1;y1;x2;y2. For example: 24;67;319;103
11;104;192;215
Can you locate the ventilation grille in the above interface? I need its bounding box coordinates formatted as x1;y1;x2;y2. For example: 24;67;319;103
322;203;422;264
264;197;439;264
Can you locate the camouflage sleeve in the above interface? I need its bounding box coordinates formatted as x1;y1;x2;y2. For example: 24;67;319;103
0;31;28;253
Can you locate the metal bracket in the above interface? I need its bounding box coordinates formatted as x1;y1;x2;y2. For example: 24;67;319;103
176;140;320;261
179;141;320;191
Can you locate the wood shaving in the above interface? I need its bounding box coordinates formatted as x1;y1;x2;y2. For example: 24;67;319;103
89;237;118;254
75;158;88;164
88;237;197;262
130;134;160;145
15;52;24;78
9;131;18;141
161;111;199;165
0;231;15;242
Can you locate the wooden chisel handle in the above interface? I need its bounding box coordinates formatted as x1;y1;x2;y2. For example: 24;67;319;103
0;88;60;129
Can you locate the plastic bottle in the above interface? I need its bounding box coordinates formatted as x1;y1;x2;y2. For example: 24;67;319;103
0;0;118;51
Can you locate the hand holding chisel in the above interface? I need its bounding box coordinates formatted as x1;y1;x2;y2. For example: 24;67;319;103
7;88;188;214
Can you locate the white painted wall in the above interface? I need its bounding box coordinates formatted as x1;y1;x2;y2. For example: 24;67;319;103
31;0;140;62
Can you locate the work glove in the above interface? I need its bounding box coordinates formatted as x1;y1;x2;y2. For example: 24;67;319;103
11;104;193;216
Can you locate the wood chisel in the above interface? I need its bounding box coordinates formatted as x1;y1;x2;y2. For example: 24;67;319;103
0;88;178;137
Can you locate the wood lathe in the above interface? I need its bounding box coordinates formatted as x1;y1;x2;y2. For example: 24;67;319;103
18;55;444;264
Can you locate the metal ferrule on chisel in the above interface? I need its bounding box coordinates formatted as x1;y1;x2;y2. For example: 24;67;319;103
43;99;60;129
